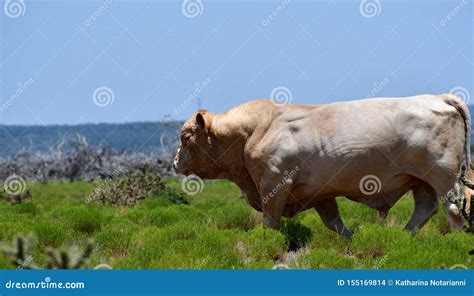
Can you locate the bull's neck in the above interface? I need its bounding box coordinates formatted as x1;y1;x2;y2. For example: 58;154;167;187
208;111;263;182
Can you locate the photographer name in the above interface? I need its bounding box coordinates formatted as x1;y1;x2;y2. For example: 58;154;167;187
395;279;466;287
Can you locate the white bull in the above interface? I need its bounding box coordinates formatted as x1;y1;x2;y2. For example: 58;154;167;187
174;94;472;237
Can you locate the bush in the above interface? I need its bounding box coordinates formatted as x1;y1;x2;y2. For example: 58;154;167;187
146;208;181;227
0;186;32;205
350;224;412;259
32;222;67;247
122;225;244;269
301;249;356;269
11;202;40;216
210;203;256;230
64;207;104;234
243;226;287;261
0;233;106;269
0;134;175;183
95;220;140;255
0;221;34;241
89;172;189;206
155;187;189;205
382;232;474;269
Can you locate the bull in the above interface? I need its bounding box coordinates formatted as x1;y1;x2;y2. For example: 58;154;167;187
173;94;473;237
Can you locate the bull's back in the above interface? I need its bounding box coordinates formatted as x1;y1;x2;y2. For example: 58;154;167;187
263;94;464;197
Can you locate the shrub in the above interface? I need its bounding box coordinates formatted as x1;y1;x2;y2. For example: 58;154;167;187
301;249;356;269
242;226;287;261
129;226;162;249
0;134;175;183
146;208;181;227
89;172;161;206
33;222;67;247
64;207;103;234
382;232;474;269
95;220;140;255
182;228;242;268
155;186;189;205
89;172;189;206
350;224;412;259
210;203;256;230
0;233;108;269
0;221;34;241
0;186;31;205
11;202;39;216
126;228;168;269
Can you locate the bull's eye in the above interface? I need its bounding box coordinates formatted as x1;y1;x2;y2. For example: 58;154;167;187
183;135;192;144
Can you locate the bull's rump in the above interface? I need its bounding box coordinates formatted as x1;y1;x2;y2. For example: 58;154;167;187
264;94;466;200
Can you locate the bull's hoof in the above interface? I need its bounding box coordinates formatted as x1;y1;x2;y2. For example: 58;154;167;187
340;229;353;239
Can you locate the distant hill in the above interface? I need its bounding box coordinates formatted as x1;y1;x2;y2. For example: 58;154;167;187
0;121;182;157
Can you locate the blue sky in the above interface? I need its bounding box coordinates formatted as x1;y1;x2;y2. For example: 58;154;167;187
0;0;472;125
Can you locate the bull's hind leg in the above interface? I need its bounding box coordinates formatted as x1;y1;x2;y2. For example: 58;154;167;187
421;165;464;231
314;198;352;238
405;180;439;232
441;194;464;230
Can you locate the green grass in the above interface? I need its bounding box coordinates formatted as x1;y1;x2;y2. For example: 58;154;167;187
0;179;472;269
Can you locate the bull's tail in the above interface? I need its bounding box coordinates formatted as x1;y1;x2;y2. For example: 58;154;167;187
444;94;471;167
444;94;473;232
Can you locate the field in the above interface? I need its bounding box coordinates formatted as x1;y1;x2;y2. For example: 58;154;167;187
0;179;473;269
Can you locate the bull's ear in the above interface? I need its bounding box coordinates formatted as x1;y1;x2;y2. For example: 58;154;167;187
196;111;208;130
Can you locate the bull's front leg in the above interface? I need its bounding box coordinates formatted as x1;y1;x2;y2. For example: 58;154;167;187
259;175;290;229
314;198;353;238
236;178;263;212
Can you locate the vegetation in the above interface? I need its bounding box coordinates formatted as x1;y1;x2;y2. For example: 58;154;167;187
0;135;175;182
0;179;472;269
0;186;31;205
88;172;188;206
0;233;107;269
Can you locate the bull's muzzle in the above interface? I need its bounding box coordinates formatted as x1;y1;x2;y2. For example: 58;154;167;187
173;147;181;172
172;157;179;171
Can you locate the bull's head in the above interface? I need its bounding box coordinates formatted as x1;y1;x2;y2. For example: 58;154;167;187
173;110;219;179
